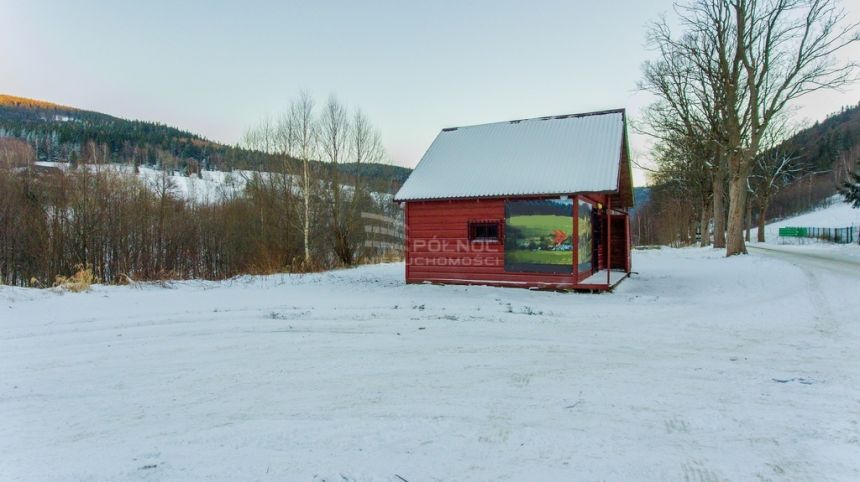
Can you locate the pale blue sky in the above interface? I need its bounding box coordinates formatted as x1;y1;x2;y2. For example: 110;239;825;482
1;0;858;185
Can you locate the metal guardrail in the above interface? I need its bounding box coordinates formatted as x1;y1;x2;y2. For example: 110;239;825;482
778;226;858;244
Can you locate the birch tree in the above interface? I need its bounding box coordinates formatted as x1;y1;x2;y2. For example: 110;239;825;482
290;92;318;265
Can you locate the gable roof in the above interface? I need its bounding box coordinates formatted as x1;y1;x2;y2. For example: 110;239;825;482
394;109;631;204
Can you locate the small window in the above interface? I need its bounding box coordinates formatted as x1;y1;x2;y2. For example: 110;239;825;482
469;221;501;242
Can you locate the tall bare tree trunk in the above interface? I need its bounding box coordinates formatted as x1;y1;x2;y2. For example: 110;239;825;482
302;159;310;264
744;200;752;242
726;170;748;256
757;197;769;243
699;197;711;247
712;160;726;248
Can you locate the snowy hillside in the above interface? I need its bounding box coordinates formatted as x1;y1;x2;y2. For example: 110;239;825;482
136;165;250;203
754;196;860;242
2;248;859;481
765;196;860;230
33;162;394;205
35;161;250;203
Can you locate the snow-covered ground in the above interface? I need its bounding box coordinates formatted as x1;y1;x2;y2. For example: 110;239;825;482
2;248;859;481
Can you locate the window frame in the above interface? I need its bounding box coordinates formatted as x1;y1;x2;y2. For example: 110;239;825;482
468;220;503;243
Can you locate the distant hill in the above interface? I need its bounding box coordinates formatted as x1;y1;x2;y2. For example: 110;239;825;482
773;102;860;172
761;102;860;219
0;94;77;111
0;94;412;189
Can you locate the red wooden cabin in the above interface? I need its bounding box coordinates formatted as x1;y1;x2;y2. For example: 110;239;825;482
394;109;634;290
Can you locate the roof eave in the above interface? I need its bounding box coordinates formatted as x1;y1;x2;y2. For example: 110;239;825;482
394;189;624;203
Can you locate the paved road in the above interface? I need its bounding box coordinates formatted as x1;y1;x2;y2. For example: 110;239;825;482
748;244;860;279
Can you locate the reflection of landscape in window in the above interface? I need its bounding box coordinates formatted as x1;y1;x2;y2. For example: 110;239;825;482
578;200;593;273
504;199;573;273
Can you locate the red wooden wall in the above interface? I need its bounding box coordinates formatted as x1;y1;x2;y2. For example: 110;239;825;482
405;195;630;289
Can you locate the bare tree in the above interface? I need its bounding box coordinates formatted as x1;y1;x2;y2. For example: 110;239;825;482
645;133;716;246
290;91;318;265
319;95;352;264
246;94;319;266
241;92;389;268
319;98;387;265
644;0;859;255
347;108;385;261
639;32;722;247
748;118;807;241
0;137;35;168
242;116;277;156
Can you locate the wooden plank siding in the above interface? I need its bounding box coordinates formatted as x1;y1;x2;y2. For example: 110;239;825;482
610;214;630;271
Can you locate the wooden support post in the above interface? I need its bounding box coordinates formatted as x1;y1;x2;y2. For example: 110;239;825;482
626;212;632;273
404;202;410;283
606;198;611;286
572;195;579;280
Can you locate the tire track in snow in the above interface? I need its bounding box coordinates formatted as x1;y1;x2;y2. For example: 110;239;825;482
749;245;857;337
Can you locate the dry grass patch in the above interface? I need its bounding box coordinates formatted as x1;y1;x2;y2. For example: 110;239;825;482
53;264;96;292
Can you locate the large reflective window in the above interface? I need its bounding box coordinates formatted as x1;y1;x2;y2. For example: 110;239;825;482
577;200;593;273
504;199;573;273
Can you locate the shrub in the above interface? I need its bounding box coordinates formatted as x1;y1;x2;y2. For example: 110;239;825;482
53;264;96;292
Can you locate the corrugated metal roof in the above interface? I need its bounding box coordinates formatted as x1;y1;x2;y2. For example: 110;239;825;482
394;109;626;201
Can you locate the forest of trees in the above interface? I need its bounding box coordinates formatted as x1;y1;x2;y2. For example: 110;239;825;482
0;93;404;287
633;0;859;251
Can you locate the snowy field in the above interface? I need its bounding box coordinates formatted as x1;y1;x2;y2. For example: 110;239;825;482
2;247;859;481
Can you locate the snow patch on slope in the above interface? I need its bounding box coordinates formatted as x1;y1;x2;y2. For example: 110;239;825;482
33;162;394;205
754;195;860;245
35;161;250;203
766;196;860;229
